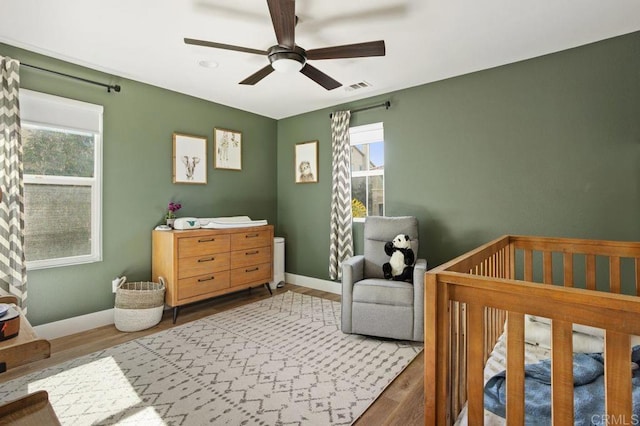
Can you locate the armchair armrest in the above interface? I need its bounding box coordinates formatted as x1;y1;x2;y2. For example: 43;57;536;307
413;258;427;285
412;258;427;342
342;255;364;286
341;255;364;334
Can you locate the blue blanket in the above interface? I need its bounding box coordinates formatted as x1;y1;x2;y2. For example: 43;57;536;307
484;346;640;425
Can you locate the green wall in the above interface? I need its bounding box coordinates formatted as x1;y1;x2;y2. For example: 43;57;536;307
1;43;278;326
276;32;640;281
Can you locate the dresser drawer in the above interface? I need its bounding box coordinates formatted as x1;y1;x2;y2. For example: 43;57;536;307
230;229;271;251
230;246;271;269
178;235;230;258
230;262;272;287
178;252;230;279
178;271;230;300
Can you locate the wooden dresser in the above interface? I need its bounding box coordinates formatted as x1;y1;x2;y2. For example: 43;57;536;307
152;225;274;322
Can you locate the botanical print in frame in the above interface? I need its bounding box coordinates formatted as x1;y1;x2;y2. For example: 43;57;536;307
214;128;242;170
173;133;207;184
295;140;318;184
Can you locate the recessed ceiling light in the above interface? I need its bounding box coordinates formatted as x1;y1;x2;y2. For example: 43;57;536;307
198;60;219;69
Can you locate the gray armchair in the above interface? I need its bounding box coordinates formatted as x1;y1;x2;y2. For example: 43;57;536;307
341;216;426;342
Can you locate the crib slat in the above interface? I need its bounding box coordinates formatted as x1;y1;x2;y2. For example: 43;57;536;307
524;249;533;281
509;242;516;280
586;254;596;290
551;320;574;426
484;308;490;362
467;303;484;425
460;304;468;406
604;331;632;423
451;302;460;417
491;308;501;357
506;312;524;425
563;253;573;287
610;256;621;293
543;251;553;284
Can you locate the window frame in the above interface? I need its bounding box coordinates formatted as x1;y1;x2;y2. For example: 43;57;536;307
20;90;103;270
349;122;385;223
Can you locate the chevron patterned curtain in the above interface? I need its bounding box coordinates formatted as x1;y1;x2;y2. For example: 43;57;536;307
0;56;27;311
328;111;353;280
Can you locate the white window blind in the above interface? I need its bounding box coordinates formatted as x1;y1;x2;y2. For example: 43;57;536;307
20;89;102;133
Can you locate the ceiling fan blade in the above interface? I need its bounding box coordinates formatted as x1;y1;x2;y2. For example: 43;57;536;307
300;64;342;90
184;38;268;56
306;40;385;60
239;65;275;85
267;0;296;48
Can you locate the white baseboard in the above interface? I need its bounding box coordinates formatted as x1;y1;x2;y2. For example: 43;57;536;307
34;308;115;341
285;273;341;295
33;274;339;340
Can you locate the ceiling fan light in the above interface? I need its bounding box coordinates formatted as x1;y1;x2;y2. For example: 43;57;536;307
272;58;304;73
268;46;306;73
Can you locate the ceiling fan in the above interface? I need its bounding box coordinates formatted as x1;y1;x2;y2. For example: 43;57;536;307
184;0;385;90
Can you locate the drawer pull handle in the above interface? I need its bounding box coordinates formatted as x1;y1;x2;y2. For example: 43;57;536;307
245;234;259;238
198;276;215;282
198;257;215;263
198;238;215;243
245;267;259;272
245;250;259;255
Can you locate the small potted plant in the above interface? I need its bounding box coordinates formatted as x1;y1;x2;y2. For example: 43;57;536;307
165;201;182;227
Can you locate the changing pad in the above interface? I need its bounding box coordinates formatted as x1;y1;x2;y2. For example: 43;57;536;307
199;216;268;229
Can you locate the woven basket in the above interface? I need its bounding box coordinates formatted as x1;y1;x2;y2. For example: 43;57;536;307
114;277;166;332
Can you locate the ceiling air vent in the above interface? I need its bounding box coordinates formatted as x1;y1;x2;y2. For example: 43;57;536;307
345;81;372;92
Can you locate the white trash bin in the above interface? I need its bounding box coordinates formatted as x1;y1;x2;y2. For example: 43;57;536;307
270;237;285;290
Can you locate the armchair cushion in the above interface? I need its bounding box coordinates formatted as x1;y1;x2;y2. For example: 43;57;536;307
353;279;414;306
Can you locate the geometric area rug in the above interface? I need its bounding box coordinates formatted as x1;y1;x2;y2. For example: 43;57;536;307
0;291;423;425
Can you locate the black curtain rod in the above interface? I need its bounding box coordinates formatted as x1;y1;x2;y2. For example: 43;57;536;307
21;62;121;93
329;100;390;119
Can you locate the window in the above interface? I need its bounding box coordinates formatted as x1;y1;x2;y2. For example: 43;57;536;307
350;122;384;221
20;90;103;269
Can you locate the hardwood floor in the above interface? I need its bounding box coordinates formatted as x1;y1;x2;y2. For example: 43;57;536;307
0;284;424;425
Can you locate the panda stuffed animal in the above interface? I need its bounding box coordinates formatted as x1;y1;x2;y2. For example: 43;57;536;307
383;234;415;282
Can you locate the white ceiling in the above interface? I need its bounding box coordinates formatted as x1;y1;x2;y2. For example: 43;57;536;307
2;1;640;119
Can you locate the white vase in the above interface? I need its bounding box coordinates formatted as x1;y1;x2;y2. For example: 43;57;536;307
166;218;175;227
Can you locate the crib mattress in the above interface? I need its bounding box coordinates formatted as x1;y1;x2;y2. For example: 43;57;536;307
455;333;552;425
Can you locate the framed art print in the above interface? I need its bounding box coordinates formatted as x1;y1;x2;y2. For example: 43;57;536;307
173;133;207;184
214;127;242;170
295;140;318;183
